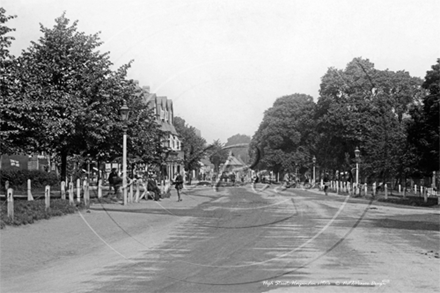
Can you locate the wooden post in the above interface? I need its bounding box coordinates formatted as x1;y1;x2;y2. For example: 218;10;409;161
373;182;376;197
61;181;66;200
336;181;339;194
364;184;367;196
27;179;34;201
77;179;81;203
45;185;50;210
384;184;388;200
423;187;427;203
135;180;140;202
68;182;74;205
84;181;90;209
129;181;133;203
414;184;417;196
398;184;401;194
7;188;14;219
97;179;102;199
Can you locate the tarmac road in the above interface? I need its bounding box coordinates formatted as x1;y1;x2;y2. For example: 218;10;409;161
1;184;439;293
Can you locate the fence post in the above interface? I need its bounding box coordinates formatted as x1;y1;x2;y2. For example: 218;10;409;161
135;180;140;202
372;182;376;197
423;187;427;203
77;179;81;203
7;188;14;219
97;179;102;199
336;181;339;194
84;181;90;209
61;181;66;200
68;182;74;205
384;184;388;200
45;185;50;210
364;184;367;196
398;184;401;195
27;179;34;201
414;184;417;196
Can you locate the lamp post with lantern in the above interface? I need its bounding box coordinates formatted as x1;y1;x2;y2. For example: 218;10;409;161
312;156;316;184
119;99;129;205
355;147;360;195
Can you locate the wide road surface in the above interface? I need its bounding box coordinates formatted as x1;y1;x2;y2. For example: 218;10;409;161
2;184;439;292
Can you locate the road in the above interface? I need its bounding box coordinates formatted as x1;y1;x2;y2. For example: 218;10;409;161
1;184;439;292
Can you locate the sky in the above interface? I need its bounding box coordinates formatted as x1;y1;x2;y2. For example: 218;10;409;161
3;0;440;143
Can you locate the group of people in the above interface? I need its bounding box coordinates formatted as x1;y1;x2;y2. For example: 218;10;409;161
107;168;184;202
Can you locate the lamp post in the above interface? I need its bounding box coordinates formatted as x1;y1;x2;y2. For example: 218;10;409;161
120;99;129;205
312;156;316;184
355;147;360;195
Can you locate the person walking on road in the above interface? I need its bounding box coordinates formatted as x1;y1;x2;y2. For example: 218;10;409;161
323;173;330;196
173;172;184;202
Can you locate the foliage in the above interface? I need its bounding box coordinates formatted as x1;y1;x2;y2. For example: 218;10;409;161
251;93;316;174
315;57;423;181
225;134;251;163
1;169;59;190
209;139;229;173
407;59;440;175
0;199;81;228
0;8;20;154
4;13;135;179
173;116;207;172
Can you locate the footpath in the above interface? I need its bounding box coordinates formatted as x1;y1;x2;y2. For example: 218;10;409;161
0;186;216;293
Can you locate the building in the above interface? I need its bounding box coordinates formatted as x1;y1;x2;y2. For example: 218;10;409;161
144;91;184;180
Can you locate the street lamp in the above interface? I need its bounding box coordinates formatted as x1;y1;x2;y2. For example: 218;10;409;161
355;147;360;195
120;99;129;205
312;156;316;184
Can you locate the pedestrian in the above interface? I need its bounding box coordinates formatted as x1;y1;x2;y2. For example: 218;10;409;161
108;168;122;198
173;172;184;202
147;174;161;201
323;173;330;195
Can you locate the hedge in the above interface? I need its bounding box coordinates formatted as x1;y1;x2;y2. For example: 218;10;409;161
0;169;59;191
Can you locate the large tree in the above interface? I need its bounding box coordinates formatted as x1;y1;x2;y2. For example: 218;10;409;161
225;134;251;163
173;116;207;173
407;59;440;175
9;13;134;179
251;93;316;175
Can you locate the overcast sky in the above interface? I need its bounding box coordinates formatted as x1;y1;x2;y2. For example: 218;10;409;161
3;0;440;143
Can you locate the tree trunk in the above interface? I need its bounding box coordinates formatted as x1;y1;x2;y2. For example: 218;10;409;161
60;150;68;181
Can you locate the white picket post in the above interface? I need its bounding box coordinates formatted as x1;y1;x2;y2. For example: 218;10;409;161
7;188;14;219
97;179;102;199
45;185;50;210
384;184;388;200
61;181;66;200
364;184;367;196
336;181;339;194
27;179;34;201
84;181;90;209
373;182;376;196
68;182;74;205
76;179;81;203
398;184;401;194
135;180;140;202
414;184;417;196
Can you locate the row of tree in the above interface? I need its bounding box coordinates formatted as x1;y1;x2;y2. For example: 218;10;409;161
251;57;439;184
1;10;166;179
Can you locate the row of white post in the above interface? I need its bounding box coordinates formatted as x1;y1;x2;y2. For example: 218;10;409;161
328;181;438;204
5;178;148;220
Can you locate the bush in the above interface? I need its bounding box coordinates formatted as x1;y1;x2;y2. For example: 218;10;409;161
0;169;59;191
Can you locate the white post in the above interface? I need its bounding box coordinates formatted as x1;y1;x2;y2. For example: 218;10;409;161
61;181;66;200
135;180;140;202
414;184;417;196
68;182;74;205
45;185;50;210
7;188;14;219
27;179;34;201
384;184;388;200
423;187;427;203
398;184;401;194
84;181;90;208
364;184;367;196
129;180;133;203
336;181;339;194
373;182;376;197
97;179;102;199
77;179;81;203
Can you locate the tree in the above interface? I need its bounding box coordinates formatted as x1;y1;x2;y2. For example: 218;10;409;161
9;13;134;179
173;116;207;173
407;59;440;175
0;8;20;154
316;57;423;182
209;139;228;173
251;93;317;175
225;134;251;163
